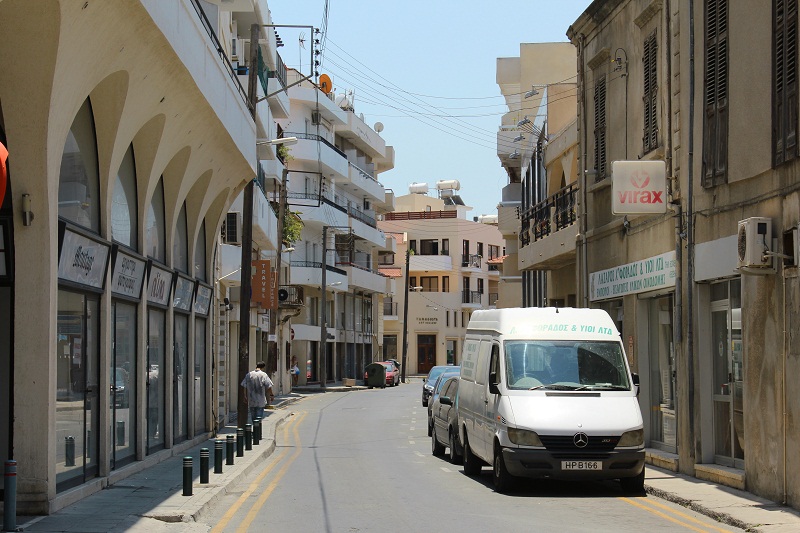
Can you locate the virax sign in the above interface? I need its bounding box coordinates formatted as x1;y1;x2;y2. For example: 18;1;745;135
611;160;667;215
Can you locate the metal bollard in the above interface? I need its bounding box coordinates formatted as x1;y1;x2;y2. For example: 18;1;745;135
65;436;75;467
236;428;244;457
226;435;235;465
253;419;261;446
200;448;209;484
214;439;224;473
245;423;252;451
4;461;17;532
182;456;193;496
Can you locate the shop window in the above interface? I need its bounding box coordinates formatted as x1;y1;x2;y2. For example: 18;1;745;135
194;221;207;281
145;179;166;262
111;145;138;247
59;99;100;232
173;203;189;273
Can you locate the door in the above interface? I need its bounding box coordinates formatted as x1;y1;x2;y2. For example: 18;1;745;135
147;308;166;453
711;280;744;467
173;313;189;443
111;301;136;469
417;334;436;374
194;317;207;435
648;296;676;452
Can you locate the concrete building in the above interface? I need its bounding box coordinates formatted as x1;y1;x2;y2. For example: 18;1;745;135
276;72;396;386
379;184;504;374
566;0;800;509
0;0;290;514
496;43;578;309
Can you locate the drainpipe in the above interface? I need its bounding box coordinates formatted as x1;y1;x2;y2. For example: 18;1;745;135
687;0;697;464
782;269;787;504
578;33;589;308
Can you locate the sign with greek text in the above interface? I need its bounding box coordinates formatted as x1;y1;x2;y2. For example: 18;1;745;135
612;160;667;215
146;262;173;306
194;283;212;315
110;247;146;299
57;225;110;290
173;275;194;311
589;250;676;301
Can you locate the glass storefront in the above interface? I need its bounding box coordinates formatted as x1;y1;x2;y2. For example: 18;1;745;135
147;308;166;453
194;317;207;435
173;313;189;443
648;296;676;452
111;301;136;468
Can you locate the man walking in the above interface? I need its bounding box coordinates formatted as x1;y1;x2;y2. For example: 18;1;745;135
241;361;273;423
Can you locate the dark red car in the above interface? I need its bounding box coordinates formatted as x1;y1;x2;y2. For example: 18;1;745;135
364;361;400;387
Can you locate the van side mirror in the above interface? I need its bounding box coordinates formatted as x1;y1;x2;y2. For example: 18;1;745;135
632;373;640;397
440;396;452;406
488;372;501;395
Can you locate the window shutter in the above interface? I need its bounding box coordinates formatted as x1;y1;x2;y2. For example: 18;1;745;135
594;76;607;179
775;0;799;166
643;32;659;154
703;0;729;186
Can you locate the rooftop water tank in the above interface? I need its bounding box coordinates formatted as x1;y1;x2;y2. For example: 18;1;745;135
436;179;461;191
409;183;429;194
477;215;499;225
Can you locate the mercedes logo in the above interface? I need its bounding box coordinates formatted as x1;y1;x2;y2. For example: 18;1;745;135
573;432;589;448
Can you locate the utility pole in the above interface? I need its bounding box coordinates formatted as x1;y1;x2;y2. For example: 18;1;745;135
237;23;260;430
272;166;288;393
400;249;411;383
319;225;328;389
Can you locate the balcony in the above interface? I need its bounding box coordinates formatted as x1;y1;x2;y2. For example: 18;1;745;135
339;263;387;293
289;261;348;289
375;188;396;213
461;290;483;308
518;183;578;270
348;207;385;248
348;162;386;202
489;293;499;306
461;254;482;270
278;285;304;308
337;109;387;158
284;131;349;178
409;254;453;272
383;301;399;318
260;48;289;119
292;193;348;228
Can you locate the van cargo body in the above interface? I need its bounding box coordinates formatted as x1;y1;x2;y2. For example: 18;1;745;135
456;307;645;493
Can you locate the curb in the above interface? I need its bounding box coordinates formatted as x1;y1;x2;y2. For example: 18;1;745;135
644;484;756;532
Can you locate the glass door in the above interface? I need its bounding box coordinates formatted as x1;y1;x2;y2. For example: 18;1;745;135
111;301;136;468
648;296;676;451
147;309;166;453
173;313;188;443
711;280;744;467
194;318;207;435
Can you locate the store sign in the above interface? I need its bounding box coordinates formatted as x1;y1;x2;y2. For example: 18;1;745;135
611;160;667;215
57;226;110;289
147;263;173;306
110;248;146;299
589;250;676;301
173;275;194;311
251;259;277;309
194;284;212;315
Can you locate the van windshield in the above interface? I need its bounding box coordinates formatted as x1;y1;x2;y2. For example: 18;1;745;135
503;340;630;391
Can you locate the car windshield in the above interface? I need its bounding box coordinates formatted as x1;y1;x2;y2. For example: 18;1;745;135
427;367;448;384
383;363;394;371
503;340;630;391
436;373;459;393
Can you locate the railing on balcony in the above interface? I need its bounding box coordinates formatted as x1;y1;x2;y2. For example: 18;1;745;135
383;301;399;315
384;211;457;221
290;260;347;276
461;254;482;268
284;131;347;158
349;162;378;183
272;52;288;88
336;262;387;277
520;182;579;246
348;206;377;228
489;293;499;306
488;263;500;272
277;285;304;307
462;290;483;304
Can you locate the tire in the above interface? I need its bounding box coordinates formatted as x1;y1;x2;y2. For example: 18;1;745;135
620;468;646;495
427;418;433;437
432;433;445;456
449;430;462;465
462;432;482;476
493;444;514;493
422;399;428;407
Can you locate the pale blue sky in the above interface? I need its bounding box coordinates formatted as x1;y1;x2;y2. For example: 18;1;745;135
268;0;591;217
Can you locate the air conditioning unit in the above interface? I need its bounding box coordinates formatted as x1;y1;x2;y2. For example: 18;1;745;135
737;217;771;269
311;111;322;125
222;212;242;245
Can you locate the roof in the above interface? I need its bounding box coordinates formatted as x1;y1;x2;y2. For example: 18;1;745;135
379;267;402;278
487;255;507;265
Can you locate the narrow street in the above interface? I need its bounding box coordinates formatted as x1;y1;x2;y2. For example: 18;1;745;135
202;383;742;533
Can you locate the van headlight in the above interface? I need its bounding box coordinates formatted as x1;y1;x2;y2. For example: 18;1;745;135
507;428;543;446
617;429;644;447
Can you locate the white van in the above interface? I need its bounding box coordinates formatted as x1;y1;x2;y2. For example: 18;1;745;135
457;307;645;493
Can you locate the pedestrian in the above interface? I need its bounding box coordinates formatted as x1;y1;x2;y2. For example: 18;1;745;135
291;356;300;387
241;361;273;424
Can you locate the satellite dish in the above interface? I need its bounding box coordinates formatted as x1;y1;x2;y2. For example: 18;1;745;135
319;74;333;94
374;122;384;133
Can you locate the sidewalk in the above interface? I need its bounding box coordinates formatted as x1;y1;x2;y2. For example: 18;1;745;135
7;385;800;532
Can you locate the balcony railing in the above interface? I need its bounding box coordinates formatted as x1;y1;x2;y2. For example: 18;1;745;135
489;293;499;306
290;260;347;276
348;206;377;228
383;301;399;315
462;290;482;304
384;210;457;221
349;162;378;183
461;254;482;268
488;263;499;272
520;182;579;246
284;131;347;158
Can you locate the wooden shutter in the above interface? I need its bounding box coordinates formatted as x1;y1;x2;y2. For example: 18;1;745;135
643;32;659;153
703;0;729;186
775;0;798;166
594;77;607;180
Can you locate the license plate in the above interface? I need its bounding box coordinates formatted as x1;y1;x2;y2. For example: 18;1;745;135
561;460;601;470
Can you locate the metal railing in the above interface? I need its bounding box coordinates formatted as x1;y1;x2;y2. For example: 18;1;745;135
289;260;346;276
520;182;579;246
283;131;347;159
461;254;482;268
349;162;378;183
384;210;457;221
383;301;399;315
461;290;483;304
348;206;377;228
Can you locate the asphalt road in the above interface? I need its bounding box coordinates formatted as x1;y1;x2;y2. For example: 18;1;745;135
202;380;743;533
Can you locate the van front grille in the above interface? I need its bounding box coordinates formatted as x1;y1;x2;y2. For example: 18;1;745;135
539;435;620;454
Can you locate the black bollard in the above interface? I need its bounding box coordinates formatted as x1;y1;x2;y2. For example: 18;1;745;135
4;461;17;532
200;448;209;484
236;428;244;457
65;436;75;467
182;456;193;496
253;419;261;446
226;435;235;465
214;439;224;473
245;424;252;451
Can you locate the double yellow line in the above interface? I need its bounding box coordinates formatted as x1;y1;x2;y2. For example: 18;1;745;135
620;496;733;532
212;412;307;533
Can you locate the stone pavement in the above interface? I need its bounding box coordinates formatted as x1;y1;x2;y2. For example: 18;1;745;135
5;382;800;532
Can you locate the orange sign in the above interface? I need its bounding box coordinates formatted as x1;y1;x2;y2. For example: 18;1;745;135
251;260;277;309
0;141;8;207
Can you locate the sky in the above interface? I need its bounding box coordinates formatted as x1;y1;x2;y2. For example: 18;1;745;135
267;0;592;217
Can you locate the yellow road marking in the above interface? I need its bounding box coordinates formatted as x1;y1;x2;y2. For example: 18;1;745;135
210;414;300;533
620;496;726;533
237;412;307;532
630;497;734;533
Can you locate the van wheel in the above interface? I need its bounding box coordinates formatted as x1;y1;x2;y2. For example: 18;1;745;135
620;468;646;495
493;445;514;493
432;434;445;457
449;431;462;465
462;433;482;476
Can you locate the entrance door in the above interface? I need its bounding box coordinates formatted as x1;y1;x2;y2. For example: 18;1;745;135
446;339;458;365
417;334;436;374
111;301;136;469
648;296;676;452
711;280;744;467
173;313;189;443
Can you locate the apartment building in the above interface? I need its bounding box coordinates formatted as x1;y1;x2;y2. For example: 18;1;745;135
379;185;504;374
564;0;800;509
0;0;269;513
276;73;396;385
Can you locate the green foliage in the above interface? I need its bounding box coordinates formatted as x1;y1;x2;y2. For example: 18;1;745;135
283;210;303;246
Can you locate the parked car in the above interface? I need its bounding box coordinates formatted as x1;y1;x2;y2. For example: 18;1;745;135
422;365;457;406
430;375;462;464
364;361;400;387
427;369;460;437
